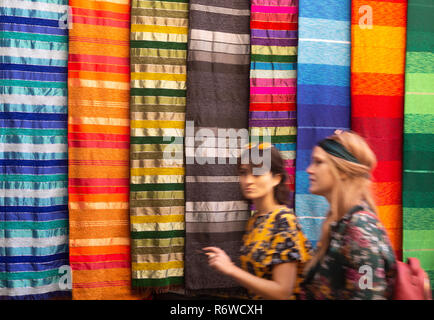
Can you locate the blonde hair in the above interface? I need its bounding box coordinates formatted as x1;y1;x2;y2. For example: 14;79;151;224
303;130;378;274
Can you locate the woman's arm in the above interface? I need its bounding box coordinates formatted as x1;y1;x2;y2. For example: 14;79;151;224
203;246;298;300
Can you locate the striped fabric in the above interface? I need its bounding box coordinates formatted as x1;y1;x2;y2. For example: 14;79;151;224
403;0;434;296
129;0;188;290
295;0;351;247
249;0;298;205
351;0;407;260
184;0;250;293
68;0;144;299
0;0;70;299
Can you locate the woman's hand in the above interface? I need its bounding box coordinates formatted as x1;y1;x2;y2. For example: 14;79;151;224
202;246;237;276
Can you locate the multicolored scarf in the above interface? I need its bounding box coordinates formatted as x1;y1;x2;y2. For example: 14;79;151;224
295;0;351;247
0;0;70;299
129;0;188;291
184;0;250;294
351;0;407;260
67;0;144;299
403;0;434;296
249;0;298;206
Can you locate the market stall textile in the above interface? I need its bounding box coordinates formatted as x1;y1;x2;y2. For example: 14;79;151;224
129;0;188;290
403;0;434;296
0;0;70;299
295;0;351;247
351;0;407;260
184;0;250;293
249;0;298;206
67;0;144;299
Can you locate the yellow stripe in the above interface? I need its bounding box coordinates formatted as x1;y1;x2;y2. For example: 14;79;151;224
131;191;184;199
131;72;186;81
131;191;184;200
70;237;130;247
131;144;182;152
131;24;188;34
131;120;185;129
131;214;184;224
352;47;406;74
133;260;184;270
69;78;129;90
135;0;189;11
250;126;296;136
132;31;187;43
131;48;187;59
131;167;185;176
68;116;129;127
131;96;185;106
133;268;184;278
132;238;184;247
352;26;406;49
132;222;184;232
131;175;184;184
132;260;184;271
131;16;188;28
252;45;297;56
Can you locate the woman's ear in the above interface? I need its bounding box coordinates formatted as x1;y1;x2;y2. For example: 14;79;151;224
272;173;282;187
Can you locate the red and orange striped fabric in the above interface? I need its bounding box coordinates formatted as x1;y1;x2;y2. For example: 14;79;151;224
67;0;146;299
351;0;407;260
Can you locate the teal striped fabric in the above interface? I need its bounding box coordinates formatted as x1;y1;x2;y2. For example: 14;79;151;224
0;0;70;299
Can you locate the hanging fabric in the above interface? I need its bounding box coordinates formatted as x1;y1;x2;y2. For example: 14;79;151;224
0;0;70;299
184;0;250;294
295;0;351;247
351;0;407;260
403;0;434;297
249;0;298;206
67;0;144;299
129;0;188;291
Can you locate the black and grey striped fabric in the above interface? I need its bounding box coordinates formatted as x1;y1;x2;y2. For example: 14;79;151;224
184;0;251;293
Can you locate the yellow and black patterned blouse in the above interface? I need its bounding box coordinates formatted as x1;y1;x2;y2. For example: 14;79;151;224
239;206;313;299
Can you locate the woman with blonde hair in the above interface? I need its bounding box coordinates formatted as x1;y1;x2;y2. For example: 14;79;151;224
300;130;397;299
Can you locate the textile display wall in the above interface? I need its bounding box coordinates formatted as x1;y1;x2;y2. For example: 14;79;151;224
0;0;70;299
351;0;407;260
129;0;188;291
184;0;250;293
67;0;143;299
0;0;433;299
249;0;299;206
403;0;434;295
295;0;351;247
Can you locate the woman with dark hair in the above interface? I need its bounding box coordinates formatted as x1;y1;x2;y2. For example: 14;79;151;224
203;143;312;300
300;130;397;299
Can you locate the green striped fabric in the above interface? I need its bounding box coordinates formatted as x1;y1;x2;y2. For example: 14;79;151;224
402;0;434;296
129;0;188;290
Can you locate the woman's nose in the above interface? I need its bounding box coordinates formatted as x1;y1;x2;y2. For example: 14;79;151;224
244;173;254;183
306;164;313;174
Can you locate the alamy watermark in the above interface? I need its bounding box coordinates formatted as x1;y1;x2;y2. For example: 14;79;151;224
162;121;272;175
358;5;373;29
59;6;73;30
359;265;373;290
58;265;72;290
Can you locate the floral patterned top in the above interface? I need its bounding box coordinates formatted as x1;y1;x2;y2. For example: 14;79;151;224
300;205;397;300
239;207;313;300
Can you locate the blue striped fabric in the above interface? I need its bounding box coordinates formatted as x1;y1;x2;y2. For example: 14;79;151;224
295;0;351;247
0;0;70;299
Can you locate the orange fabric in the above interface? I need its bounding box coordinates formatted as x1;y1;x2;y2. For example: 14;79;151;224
351;0;407;260
68;0;145;299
